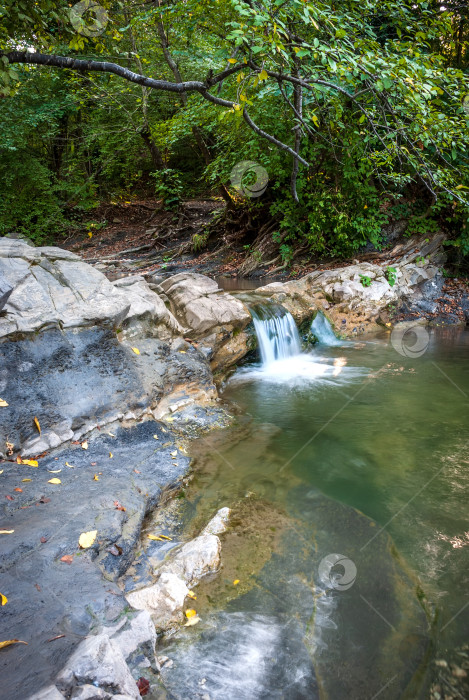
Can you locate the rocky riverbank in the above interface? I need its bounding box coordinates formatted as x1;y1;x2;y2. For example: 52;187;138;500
0;234;465;698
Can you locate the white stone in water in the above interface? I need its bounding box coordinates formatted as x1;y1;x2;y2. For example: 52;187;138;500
126;572;189;631
160;534;221;587
201;507;231;536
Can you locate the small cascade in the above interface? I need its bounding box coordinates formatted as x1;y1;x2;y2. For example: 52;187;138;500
250;303;301;365
310;311;343;346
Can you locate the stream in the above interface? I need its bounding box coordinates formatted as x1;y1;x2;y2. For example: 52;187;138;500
157;308;469;699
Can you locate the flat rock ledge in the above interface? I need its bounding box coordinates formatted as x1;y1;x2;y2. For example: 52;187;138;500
27;508;230;700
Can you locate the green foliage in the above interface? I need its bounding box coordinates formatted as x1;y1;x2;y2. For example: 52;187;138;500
385;266;398;286
192;230;209;252
359;274;372;287
151;169;184;211
0;0;468;258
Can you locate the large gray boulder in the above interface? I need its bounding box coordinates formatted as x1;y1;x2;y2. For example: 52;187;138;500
0;239;181;339
0;240;217;456
159;272;251;370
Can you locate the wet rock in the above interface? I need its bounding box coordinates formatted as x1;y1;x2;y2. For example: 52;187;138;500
201;507;231;536
161;534;221;587
55;634;140;699
126;572;189;631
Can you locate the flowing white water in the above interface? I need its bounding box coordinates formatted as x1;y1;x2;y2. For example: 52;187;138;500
250;304;301;365
243;303;362;385
310;311;344;346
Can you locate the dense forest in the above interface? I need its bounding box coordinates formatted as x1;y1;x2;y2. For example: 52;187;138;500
1;0;468;270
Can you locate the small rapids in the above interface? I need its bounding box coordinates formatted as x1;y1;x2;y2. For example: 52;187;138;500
235;303;360;385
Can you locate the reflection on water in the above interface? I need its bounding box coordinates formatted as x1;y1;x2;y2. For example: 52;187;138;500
161;327;469;699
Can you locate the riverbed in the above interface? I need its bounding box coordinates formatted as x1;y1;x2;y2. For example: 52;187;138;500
157;322;469;699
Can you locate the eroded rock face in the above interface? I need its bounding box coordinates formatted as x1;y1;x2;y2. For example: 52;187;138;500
0;241;220;456
159;272;251;370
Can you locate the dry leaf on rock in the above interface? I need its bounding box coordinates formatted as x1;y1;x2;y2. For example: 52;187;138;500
109;452;113;458
0;593;7;605
18;459;38;467
93;474;99;481
60;555;73;564
0;530;14;534
131;347;140;355
21;478;31;482
187;590;197;600
81;441;88;450
0;399;9;407
170;450;177;457
137;677;150;696
13;488;22;493
48;469;61;473
185;609;197;619
79;530;97;549
233;579;240;586
34;416;41;434
48;478;61;484
0;640;27;649
147;534;164;541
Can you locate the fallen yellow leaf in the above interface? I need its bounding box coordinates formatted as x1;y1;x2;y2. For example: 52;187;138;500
185;608;197;619
48;478;61;484
81;441;88;450
159;534;172;541
0;530;14;534
78;530;97;549
107;432;115;437
21;459;38;467
147;534;164;541
0;399;8;407
87;231;93;238
187;590;197;600
131;347;140;355
34;416;41;434
65;462;75;468
184;615;200;627
21;479;32;482
170;450;177;457
1;593;7;606
48;469;61;473
0;640;27;649
0;470;3;475
233;579;240;586
153;435;159;440
109;452;113;458
93;474;99;481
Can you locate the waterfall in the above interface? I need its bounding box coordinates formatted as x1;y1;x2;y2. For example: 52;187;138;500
310;312;343;346
250;304;301;365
